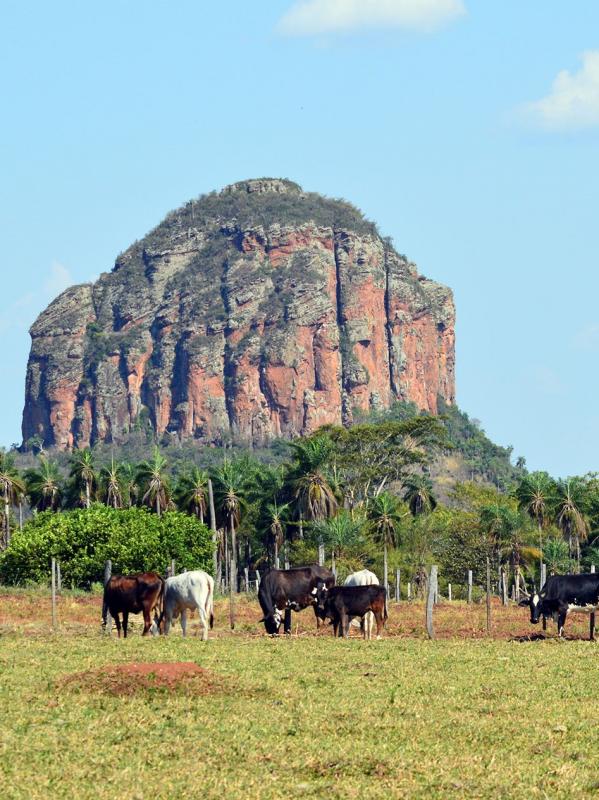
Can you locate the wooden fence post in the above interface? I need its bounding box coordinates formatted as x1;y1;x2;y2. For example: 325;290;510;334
103;560;112;636
407;582;412;601
244;567;249;592
318;543;325;567
383;547;388;596
284;542;290;571
229;553;235;630
171;559;176;578
501;569;508;606
448;583;452;602
467;570;473;604
591;564;596;574
51;558;57;631
426;565;438;639
56;562;62;594
540;562;547;588
255;570;261;592
486;557;492;635
395;569;400;602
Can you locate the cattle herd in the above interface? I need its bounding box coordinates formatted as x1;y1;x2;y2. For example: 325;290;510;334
101;565;599;641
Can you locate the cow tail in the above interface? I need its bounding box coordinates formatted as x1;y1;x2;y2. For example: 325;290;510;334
156;576;165;626
208;576;214;629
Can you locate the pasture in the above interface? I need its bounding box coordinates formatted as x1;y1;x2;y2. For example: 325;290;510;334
1;589;598;799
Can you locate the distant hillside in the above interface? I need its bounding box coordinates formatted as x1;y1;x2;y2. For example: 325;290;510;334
22;177;454;451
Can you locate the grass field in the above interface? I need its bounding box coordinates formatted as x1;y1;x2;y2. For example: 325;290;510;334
1;589;598;799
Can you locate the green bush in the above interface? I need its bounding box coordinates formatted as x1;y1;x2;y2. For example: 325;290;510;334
0;505;213;588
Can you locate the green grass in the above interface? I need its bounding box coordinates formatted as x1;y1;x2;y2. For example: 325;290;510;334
1;628;598;798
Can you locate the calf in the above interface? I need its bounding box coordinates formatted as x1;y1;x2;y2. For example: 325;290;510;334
519;573;599;640
102;572;164;638
157;570;214;641
258;565;335;635
344;569;380;639
317;584;388;639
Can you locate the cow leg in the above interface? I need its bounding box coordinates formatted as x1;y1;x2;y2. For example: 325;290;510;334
340;611;349;638
197;607;208;641
374;610;384;639
557;608;567;638
181;609;188;637
542;615;547;632
284;608;292;635
122;611;129;639
590;612;596;642
114;612;122;638
142;606;153;636
164;613;172;636
314;606;321;629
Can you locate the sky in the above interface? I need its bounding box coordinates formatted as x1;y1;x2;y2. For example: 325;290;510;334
1;0;599;478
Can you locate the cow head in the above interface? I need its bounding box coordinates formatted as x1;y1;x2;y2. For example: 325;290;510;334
259;608;283;635
314;580;330;614
519;591;545;624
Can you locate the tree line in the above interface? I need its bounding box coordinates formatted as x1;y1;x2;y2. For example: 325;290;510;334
1;414;599;591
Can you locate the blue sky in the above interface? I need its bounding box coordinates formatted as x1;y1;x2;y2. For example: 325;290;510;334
2;0;599;477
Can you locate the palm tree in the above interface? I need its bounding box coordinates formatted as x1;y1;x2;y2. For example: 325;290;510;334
403;474;437;517
211;459;248;590
99;458;124;509
174;467;209;522
0;455;25;548
311;510;367;570
24;458;63;512
368;491;404;590
136;448;171;516
555;478;589;571
515;471;555;574
288;437;338;524
119;462;139;507
264;501;290;567
68;448;96;509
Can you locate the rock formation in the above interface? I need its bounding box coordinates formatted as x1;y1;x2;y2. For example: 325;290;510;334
22;179;455;449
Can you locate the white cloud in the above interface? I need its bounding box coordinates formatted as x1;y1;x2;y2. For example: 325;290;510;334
44;261;72;298
574;323;599;352
0;262;73;334
277;0;466;36
522;51;599;131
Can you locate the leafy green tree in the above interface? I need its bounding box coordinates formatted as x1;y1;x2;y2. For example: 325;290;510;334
264;500;290;565
136;448;171;517
287;436;338;524
68;449;97;509
211;459;248;587
368;491;404;584
542;536;571;576
24;458;63;512
403;474;437;516
311;510;368;567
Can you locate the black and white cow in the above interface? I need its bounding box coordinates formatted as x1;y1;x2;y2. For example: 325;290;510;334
257;565;335;635
519;573;599;640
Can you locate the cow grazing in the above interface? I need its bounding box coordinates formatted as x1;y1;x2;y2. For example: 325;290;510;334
344;569;380;639
258;565;335;635
317;584;388;639
157;570;214;641
102;572;164;638
519;573;599;640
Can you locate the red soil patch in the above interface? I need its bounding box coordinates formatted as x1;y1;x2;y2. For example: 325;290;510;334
60;662;224;696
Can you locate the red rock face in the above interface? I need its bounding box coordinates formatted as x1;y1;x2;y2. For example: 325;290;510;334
21;179;455;450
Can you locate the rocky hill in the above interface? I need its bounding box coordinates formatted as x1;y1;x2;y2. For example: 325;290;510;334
22;178;455;450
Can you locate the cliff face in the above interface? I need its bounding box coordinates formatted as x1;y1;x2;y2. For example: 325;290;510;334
22;179;455;450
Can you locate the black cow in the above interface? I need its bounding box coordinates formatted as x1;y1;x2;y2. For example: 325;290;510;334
317;584;388;639
102;572;164;638
519;573;599;640
258;565;335;635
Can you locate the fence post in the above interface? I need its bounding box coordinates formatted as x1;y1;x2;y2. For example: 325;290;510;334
426;565;438;639
51;558;57;631
103;560;112;636
501;569;508;606
383;547;388;596
407;582;412;601
244;567;249;592
395;569;400;602
318;543;325;567
229;553;235;630
467;570;473;604
541;562;547;589
255;570;261;592
284;542;290;571
448;583;452;602
486;557;492;635
56;562;62;594
591;564;596;574
171;559;176;578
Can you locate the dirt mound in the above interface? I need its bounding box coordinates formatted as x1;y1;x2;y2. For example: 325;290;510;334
61;661;224;696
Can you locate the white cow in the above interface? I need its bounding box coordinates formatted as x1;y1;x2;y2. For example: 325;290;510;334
158;570;214;641
344;569;380;640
